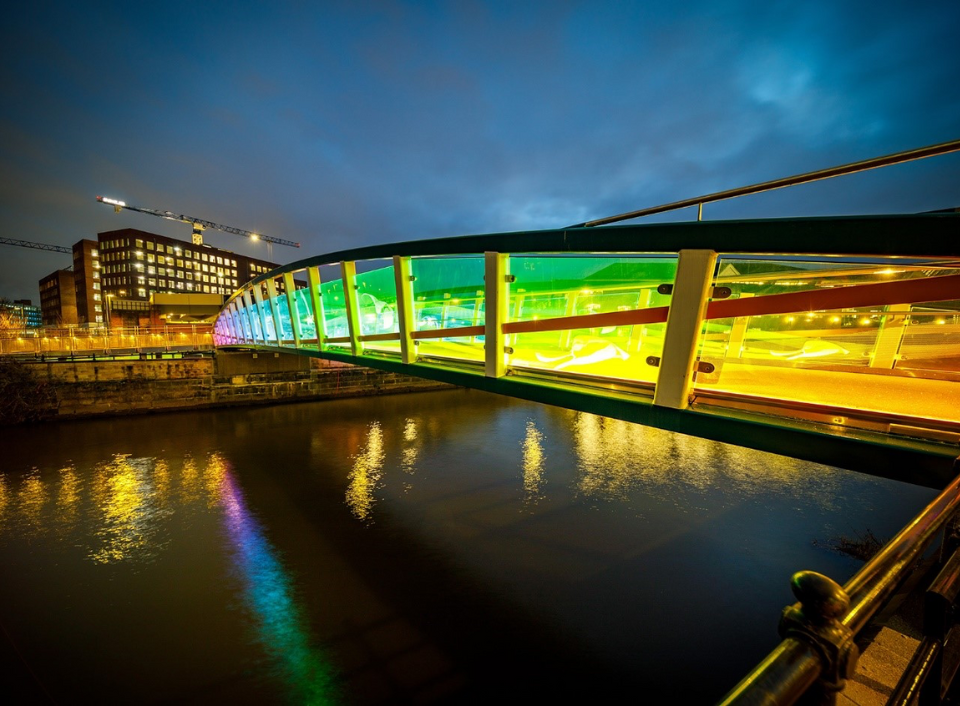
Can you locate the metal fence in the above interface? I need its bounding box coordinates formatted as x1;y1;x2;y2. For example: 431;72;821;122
0;325;214;357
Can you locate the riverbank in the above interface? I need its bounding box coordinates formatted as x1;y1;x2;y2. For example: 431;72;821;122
0;351;454;423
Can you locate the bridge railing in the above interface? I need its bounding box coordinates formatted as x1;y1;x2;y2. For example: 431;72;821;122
0;325;213;356
717;456;960;705
213;215;960;450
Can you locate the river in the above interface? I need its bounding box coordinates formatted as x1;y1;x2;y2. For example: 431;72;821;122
0;388;936;703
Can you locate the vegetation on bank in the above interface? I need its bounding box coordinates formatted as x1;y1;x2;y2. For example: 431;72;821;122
0;358;54;424
814;528;886;561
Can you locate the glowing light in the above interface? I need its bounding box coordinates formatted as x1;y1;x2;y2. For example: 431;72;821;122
250;234;260;241
859;318;871;326
829;316;841;324
521;420;545;503
937;319;947;325
346;422;384;521
100;196;126;207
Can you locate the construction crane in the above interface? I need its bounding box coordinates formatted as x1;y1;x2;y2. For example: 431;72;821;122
96;195;300;249
0;237;72;254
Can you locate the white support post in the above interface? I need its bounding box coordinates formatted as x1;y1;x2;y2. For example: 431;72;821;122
223;304;236;343
653;249;718;410
265;278;284;344
484;252;510;378
871;304;911;369
242;289;260;342
228;303;242;343
306;266;325;348
282;272;302;348
341;261;362;356
236;298;252;342
251;285;270;344
393;256;416;364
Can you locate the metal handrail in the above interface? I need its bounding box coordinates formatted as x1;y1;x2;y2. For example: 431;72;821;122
718;457;960;705
571;138;960;228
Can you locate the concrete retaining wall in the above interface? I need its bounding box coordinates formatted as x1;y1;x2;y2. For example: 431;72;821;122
17;353;452;421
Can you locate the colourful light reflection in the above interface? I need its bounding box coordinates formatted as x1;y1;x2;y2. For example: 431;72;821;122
218;461;339;704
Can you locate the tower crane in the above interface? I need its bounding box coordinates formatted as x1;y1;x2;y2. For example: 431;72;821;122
96;196;300;249
0;237;72;254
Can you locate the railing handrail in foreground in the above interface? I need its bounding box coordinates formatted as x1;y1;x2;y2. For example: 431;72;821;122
718;457;960;705
571;138;960;227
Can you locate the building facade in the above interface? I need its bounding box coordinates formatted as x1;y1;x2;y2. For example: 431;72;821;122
0;300;42;330
72;239;101;325
38;270;78;326
96;228;276;303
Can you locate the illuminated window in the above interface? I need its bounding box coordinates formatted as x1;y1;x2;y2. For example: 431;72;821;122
135;239;143;248
147;241;154;250
137;288;146;297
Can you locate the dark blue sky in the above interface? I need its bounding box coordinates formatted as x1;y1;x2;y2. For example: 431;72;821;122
2;0;958;302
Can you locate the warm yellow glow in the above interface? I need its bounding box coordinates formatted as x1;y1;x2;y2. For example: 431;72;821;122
401;418;419;475
346;422;384;521
521;420;545;503
829;316;840;323
785;316;795;323
90;454;152;564
251;234;260;241
204;452;228;508
937;319;947;325
859;318;871;326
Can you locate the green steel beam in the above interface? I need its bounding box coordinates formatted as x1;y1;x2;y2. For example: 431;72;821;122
249;214;959;284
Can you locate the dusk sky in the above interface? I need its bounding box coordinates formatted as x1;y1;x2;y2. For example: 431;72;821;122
1;0;958;302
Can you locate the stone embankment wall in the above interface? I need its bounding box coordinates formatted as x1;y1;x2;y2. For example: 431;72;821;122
20;352;452;421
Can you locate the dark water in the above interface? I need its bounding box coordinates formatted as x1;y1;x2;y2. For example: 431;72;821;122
0;389;936;704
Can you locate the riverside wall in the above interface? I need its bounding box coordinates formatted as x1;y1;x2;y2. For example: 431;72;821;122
19;351;454;421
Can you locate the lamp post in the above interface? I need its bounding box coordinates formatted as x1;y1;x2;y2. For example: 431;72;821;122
105;293;114;331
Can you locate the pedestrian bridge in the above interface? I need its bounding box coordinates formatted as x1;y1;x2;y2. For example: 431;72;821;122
213;213;959;488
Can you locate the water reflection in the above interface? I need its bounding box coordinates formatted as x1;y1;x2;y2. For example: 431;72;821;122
401;418;420;476
346;422;385;521
218;459;339;705
571;411;842;511
90;454;160;564
521;420;545;504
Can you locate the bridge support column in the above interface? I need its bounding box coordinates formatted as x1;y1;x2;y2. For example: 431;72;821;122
341;260;363;356
282;272;302;348
393;256;416;364
485;252;510;378
307;266;325;349
653;249;717;410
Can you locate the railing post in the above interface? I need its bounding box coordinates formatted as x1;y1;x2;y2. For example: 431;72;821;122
242;288;262;343
393;256;416;364
229;302;244;343
306;266;325;349
251;284;271;344
265;277;284;344
282;272;302;349
341;261;362;356
726;293;754;359
484;252;510;378
235;298;251;343
653;249;717;409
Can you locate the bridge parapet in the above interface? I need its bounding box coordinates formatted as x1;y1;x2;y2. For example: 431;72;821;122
213;214;960;485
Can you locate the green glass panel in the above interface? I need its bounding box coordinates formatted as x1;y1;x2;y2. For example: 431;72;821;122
274;293;292;340
320;278;348;345
507;256;677;383
293;287;316;340
355;263;399;341
411;257;485;363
